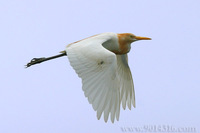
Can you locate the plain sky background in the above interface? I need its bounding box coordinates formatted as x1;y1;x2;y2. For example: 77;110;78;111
0;0;200;133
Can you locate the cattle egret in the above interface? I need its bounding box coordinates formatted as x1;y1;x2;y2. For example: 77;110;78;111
26;32;151;123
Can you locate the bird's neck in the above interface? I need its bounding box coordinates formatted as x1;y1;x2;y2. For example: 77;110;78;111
115;35;132;55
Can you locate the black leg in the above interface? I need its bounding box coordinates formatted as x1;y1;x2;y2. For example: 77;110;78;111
25;51;67;68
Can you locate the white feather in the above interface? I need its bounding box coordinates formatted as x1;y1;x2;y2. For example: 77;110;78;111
66;32;135;123
116;54;135;109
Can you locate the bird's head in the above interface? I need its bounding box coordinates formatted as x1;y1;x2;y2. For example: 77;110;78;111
116;33;151;54
118;33;151;43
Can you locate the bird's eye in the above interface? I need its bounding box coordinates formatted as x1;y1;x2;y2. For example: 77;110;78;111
130;35;134;38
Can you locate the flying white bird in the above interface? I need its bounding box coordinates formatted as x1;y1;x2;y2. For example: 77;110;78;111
26;32;151;123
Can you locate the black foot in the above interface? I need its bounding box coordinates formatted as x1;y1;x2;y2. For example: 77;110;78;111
25;57;46;68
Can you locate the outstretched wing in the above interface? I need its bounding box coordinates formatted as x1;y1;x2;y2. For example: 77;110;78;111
116;54;135;110
66;33;121;123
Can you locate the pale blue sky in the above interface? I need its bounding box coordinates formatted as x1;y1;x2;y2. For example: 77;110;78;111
0;0;200;133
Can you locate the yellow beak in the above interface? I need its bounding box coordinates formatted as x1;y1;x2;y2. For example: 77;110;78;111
135;36;151;40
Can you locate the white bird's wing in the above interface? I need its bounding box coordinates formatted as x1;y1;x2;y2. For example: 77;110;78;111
116;54;135;110
66;33;121;123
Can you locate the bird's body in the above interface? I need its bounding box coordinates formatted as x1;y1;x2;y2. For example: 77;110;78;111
65;32;151;123
26;32;151;123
